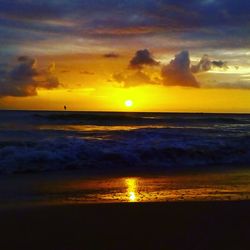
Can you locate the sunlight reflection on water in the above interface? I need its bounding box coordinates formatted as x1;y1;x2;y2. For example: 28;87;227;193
126;178;138;202
42;171;250;204
1;171;249;208
38;124;168;132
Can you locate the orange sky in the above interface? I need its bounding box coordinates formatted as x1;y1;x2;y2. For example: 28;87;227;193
1;52;249;113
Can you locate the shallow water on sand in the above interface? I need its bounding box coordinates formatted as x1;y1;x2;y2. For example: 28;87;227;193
0;169;249;208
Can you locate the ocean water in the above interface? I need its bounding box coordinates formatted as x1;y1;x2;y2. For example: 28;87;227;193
0;110;250;174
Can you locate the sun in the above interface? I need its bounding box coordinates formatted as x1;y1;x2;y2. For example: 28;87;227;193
125;99;133;107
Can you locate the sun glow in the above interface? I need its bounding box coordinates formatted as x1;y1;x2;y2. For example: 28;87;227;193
125;99;133;107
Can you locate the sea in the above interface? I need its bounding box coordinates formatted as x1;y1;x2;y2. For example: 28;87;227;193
0;110;250;175
0;110;250;205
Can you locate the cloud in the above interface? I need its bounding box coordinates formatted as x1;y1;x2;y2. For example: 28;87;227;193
191;54;228;73
0;56;60;97
203;81;250;89
191;55;211;73
103;52;120;58
161;51;199;87
112;49;249;90
129;49;159;69
113;70;159;88
1;0;250;58
212;60;228;69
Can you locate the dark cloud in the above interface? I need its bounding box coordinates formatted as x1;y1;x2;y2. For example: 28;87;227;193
18;56;31;62
191;55;228;73
0;0;250;55
0;56;60;97
0;1;63;21
103;52;120;58
161;51;199;87
212;60;228;69
112;48;160;87
129;49;159;69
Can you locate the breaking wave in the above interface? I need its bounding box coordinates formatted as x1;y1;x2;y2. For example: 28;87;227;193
0;127;249;174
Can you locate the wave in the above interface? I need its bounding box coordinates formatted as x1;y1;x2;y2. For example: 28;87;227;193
0;130;249;174
0;111;249;174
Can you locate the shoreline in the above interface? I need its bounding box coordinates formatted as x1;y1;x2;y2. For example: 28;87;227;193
0;168;249;208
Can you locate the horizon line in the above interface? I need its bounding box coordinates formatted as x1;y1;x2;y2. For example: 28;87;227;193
0;109;250;115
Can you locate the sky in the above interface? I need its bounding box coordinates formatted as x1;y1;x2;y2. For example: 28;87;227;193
0;0;250;112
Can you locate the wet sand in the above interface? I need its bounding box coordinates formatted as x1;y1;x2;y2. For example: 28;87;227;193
0;170;249;249
1;201;249;250
1;169;250;207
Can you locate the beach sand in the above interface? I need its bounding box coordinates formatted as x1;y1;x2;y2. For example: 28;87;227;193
1;201;249;250
0;170;249;249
